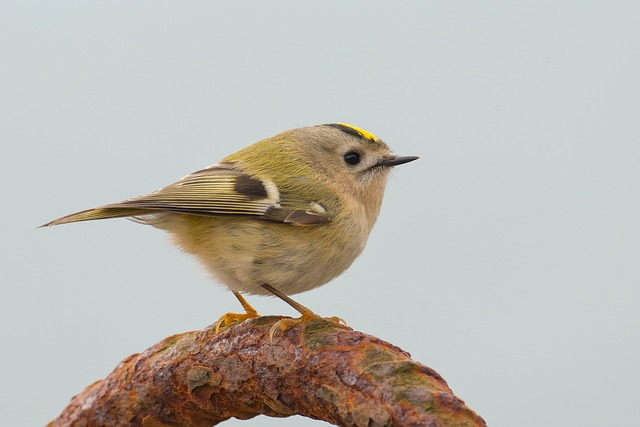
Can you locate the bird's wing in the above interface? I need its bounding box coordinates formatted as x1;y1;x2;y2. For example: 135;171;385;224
42;162;333;227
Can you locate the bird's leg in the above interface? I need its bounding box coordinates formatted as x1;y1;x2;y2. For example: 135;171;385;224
215;291;261;333
261;284;348;341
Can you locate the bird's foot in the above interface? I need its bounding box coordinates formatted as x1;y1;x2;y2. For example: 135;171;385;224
215;291;261;333
268;310;348;342
215;310;260;333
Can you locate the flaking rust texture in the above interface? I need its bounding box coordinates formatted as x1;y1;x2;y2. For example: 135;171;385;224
48;317;486;427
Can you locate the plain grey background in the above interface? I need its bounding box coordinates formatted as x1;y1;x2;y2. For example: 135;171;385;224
2;2;638;426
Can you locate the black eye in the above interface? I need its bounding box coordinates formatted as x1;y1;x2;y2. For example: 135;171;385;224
343;151;361;166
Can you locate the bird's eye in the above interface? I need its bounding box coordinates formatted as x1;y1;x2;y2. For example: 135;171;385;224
343;151;361;166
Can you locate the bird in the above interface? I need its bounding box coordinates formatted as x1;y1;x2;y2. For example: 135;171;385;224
42;123;418;339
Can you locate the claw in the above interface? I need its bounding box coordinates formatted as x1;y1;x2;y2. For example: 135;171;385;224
214;291;260;333
268;313;349;342
215;311;260;333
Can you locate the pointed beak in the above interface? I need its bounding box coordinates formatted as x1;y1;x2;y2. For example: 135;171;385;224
378;155;419;167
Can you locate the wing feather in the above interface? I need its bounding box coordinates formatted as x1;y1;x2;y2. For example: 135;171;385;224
42;163;333;227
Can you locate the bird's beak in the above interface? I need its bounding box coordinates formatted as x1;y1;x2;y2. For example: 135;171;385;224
378;155;419;167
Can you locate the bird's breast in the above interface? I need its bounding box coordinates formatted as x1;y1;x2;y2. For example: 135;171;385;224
162;213;371;296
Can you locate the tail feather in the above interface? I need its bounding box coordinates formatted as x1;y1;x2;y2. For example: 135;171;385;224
40;207;156;227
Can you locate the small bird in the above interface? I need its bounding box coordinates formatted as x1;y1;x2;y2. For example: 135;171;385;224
43;123;418;338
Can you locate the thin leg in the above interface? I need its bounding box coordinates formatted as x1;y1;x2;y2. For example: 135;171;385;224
261;284;312;315
233;291;259;316
214;291;261;333
261;284;348;342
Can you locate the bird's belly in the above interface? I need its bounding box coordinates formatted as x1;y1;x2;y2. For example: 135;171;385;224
163;215;368;296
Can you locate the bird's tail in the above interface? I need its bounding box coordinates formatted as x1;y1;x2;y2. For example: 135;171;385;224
40;206;156;227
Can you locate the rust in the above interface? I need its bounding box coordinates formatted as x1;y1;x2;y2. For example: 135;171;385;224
48;317;485;427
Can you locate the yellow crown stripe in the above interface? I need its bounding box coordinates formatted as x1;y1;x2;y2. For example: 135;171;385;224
336;123;379;143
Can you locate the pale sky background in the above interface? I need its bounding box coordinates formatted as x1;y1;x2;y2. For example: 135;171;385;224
1;2;639;426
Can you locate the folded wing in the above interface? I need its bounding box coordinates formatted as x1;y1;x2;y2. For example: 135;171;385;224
42;162;332;227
